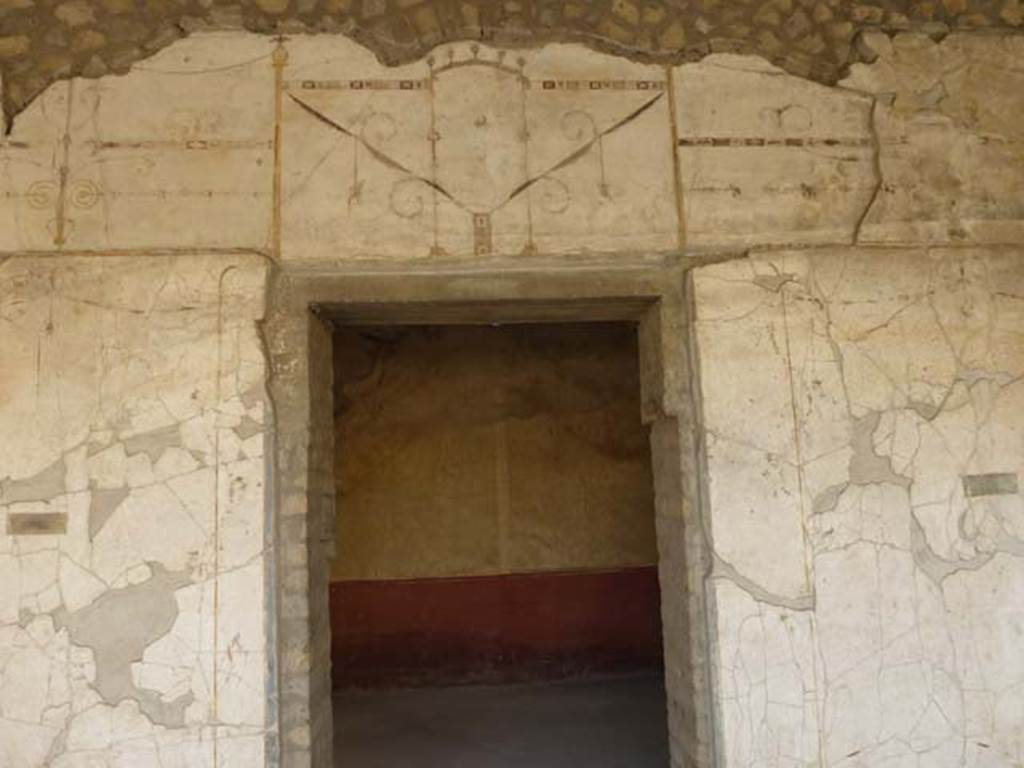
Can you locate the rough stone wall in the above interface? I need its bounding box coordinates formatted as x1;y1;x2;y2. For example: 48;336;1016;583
0;25;1021;768
0;254;271;766
2;0;1024;128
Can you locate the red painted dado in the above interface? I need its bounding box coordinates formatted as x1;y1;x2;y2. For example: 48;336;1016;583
330;566;664;689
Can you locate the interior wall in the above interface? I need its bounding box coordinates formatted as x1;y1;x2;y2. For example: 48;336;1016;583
329;323;662;687
0;25;1022;768
331;323;657;581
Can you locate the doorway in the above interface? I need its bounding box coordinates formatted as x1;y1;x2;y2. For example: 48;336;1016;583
266;266;717;768
329;322;667;766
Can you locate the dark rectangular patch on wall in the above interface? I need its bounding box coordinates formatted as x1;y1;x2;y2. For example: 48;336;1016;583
330;566;663;689
963;473;1019;497
7;513;67;535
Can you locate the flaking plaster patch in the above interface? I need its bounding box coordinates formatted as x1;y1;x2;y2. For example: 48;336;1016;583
87;487;130;540
0;457;66;504
51;563;194;728
122;425;183;464
694;248;1024;766
233;415;263;442
848;411;912;488
910;512;994;585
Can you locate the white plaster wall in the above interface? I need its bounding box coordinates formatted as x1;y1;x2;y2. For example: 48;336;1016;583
694;248;1024;767
0;27;1022;768
2;31;1022;259
0;254;270;767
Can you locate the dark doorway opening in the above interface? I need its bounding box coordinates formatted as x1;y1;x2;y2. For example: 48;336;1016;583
330;322;669;767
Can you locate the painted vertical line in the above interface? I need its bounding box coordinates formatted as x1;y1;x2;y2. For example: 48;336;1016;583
518;61;536;255
262;377;280;766
34;338;41;402
54;81;74;248
213;265;237;766
271;40;288;260
259;267;281;766
349;136;359;213
779;282;827;768
427;63;442;256
682;272;723;768
664;67;686;252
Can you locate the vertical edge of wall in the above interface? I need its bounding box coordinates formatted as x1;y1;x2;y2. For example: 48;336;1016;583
639;272;718;768
307;311;337;767
266;272;310;768
266;271;326;768
261;272;282;768
681;268;725;768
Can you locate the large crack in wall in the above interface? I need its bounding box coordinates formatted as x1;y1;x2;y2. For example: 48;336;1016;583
1;0;1023;128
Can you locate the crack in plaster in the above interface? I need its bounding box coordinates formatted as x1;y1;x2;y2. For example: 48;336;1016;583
0;254;271;768
712;553;815;612
910;512;995;584
698;248;1024;767
852;94;885;245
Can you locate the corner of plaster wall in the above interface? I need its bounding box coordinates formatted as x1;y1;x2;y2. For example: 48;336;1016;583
253;259;283;768
678;266;727;768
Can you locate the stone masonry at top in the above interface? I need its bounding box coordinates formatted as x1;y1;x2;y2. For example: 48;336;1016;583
1;0;1023;127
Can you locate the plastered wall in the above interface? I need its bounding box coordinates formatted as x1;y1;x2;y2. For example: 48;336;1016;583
0;255;269;766
0;26;1022;768
695;248;1024;766
331;323;656;582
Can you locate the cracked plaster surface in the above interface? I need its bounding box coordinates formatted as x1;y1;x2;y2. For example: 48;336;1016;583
0;27;1021;768
843;32;1024;246
694;247;1024;767
51;563;195;728
0;254;270;767
1;30;1022;261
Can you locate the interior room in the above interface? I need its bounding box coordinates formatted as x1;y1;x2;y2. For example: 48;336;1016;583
329;322;669;766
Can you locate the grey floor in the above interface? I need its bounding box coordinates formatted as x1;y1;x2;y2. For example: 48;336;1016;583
333;673;670;768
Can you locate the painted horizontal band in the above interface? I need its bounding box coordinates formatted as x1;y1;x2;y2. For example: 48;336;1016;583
330;565;663;689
